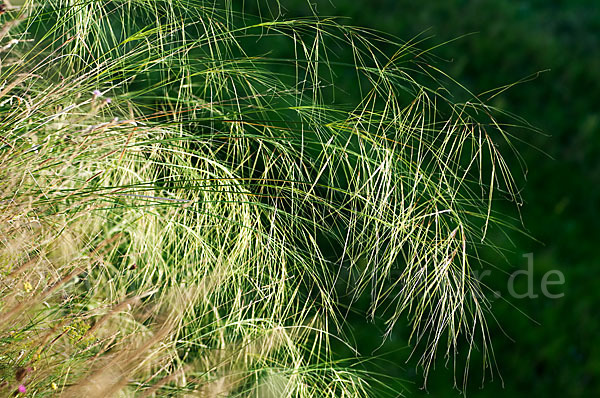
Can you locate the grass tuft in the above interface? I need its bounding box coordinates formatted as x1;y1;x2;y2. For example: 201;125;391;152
0;0;528;395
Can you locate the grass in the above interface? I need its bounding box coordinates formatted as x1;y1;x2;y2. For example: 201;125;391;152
0;0;526;396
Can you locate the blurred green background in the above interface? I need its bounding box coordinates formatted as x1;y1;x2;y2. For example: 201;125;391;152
238;0;598;396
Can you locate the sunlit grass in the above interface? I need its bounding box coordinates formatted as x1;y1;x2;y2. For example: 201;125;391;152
0;0;527;395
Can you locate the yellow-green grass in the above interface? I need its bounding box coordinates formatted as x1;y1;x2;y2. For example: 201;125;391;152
0;1;528;395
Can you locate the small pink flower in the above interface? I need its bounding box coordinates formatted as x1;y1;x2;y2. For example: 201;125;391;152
92;90;101;97
105;98;112;104
17;384;26;393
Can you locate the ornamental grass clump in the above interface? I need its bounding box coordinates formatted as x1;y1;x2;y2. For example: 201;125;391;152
0;0;529;395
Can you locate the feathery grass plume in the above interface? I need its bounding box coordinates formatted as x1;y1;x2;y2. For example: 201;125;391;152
0;0;530;395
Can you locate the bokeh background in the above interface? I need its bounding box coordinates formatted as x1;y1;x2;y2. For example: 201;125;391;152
239;0;598;396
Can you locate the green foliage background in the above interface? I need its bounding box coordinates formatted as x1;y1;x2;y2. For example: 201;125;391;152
250;0;598;396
